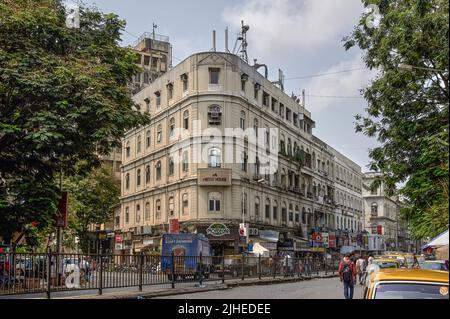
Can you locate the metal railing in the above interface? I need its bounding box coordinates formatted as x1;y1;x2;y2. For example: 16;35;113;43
0;252;339;298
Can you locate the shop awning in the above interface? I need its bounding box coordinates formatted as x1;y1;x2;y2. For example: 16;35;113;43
422;230;449;250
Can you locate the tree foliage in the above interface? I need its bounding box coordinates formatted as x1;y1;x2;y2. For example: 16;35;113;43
0;0;148;240
345;0;449;239
64;164;119;253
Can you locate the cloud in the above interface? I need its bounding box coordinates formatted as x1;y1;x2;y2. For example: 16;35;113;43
222;0;364;57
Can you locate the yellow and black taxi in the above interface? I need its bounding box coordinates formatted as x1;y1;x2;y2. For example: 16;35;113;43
371;258;401;269
364;268;449;299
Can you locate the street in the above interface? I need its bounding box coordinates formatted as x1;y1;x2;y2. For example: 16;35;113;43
154;277;364;299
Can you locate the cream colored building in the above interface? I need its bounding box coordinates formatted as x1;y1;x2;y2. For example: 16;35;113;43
117;50;363;256
363;172;402;250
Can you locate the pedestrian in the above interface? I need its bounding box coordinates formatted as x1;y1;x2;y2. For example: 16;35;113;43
338;253;357;299
355;255;366;285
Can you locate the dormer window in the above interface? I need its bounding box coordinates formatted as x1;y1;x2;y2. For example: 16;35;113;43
167;83;173;100
180;73;188;91
209;68;220;84
241;73;249;92
155;91;161;107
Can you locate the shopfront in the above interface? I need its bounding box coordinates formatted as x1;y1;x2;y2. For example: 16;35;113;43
196;223;243;256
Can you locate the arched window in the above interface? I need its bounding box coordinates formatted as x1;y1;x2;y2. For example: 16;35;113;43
136;169;141;187
182;194;189;215
183;110;189;130
126;141;130;157
155;199;161;219
265;198;271;219
288;203;294;222
182;151;189;172
125;207;129;223
265;125;270;147
157;124;162;143
208;147;221;167
125;173;130;190
145;202;150;220
208;192;221;212
168;196;174;217
371;202;378;216
169;117;175;138
254;197;260;218
240;111;246;130
169;157;174;176
273;200;278;220
241;151;248;172
146;130;151;148
145;165;150;184
137;135;141;153
281;202;287;223
255;156;260;176
156;161;161;180
136;204;141;223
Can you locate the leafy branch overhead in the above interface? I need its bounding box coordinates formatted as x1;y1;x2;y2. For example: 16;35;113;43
345;0;449;239
0;0;149;240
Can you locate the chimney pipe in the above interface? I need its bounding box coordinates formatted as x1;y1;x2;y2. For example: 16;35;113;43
212;30;216;51
302;89;306;106
225;27;229;52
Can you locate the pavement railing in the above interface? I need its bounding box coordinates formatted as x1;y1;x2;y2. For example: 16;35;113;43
0;252;340;298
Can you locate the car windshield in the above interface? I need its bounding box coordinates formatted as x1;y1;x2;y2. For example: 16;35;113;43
373;261;398;269
421;263;447;271
374;283;449;299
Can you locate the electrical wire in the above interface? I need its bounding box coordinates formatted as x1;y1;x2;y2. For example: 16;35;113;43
306;94;365;99
285;68;366;80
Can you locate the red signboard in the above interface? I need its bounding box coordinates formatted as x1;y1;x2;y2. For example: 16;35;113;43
328;232;336;248
169;218;180;234
377;225;383;235
56;192;68;227
115;234;123;243
311;233;322;242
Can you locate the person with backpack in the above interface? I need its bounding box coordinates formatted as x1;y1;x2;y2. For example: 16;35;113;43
338;253;357;299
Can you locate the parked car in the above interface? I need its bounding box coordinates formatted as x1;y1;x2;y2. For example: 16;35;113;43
364;269;449;299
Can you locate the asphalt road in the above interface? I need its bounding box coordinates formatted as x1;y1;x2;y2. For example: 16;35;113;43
155;277;365;299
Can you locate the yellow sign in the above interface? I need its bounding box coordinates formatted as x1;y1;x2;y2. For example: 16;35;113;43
439;286;448;296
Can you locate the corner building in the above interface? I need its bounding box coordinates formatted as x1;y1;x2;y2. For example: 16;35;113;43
117;51;363;256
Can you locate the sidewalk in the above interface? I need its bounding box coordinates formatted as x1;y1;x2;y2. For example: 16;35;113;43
61;271;338;299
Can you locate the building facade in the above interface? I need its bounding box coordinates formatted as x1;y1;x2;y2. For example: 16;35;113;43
362;172;411;252
116;49;364;256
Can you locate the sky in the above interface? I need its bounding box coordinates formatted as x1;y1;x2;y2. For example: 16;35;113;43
79;0;380;171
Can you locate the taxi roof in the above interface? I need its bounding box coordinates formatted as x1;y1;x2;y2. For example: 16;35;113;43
371;269;449;283
373;258;400;263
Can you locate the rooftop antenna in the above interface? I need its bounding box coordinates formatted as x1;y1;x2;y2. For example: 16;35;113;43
234;21;250;63
152;22;157;40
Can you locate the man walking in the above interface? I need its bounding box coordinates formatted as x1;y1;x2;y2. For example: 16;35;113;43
356;255;366;285
338;253;357;299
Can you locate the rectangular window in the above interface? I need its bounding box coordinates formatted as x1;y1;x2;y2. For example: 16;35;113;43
254;83;260;100
152;57;158;69
286;108;291;121
295;213;299;223
115;216;120;227
209;199;220;212
271;97;277;113
265;205;270;219
209;68;220;84
167;83;173;100
262;92;269;107
282;208;287;222
289;212;293;222
279;103;285;118
273;207;278;220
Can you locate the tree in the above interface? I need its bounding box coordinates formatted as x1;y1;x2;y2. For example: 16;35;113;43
0;0;148;240
65;164;119;253
344;0;449;239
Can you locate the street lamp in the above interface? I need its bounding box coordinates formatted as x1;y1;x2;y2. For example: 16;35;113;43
398;63;446;73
